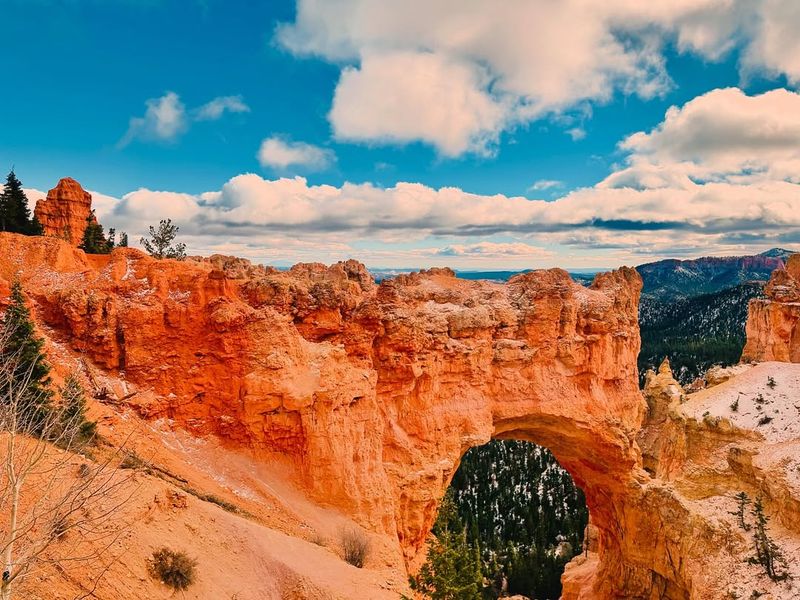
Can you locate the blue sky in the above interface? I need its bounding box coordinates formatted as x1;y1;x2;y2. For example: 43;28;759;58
3;0;800;269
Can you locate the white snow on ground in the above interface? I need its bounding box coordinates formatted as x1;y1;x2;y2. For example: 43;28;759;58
682;362;800;443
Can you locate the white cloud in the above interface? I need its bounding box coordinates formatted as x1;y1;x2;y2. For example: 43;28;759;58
529;180;563;191
434;242;553;258
276;0;800;157
257;136;335;170
194;95;251;121
617;87;800;183
75;87;800;267
330;51;508;156
119;92;187;147
120;92;249;147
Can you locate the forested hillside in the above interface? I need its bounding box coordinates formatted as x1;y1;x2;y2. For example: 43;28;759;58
638;282;765;384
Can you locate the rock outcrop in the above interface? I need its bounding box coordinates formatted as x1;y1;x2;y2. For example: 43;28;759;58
0;232;655;596
2;231;799;599
33;177;96;245
742;253;800;362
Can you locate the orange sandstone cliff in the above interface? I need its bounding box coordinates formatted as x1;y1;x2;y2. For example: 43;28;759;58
33;177;97;245
1;219;800;598
743;253;800;362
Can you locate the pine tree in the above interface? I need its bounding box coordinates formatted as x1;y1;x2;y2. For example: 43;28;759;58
118;231;129;247
79;211;111;254
750;496;787;581
58;373;96;445
410;491;484;600
140;219;186;260
730;491;751;531
0;281;52;433
0;170;42;235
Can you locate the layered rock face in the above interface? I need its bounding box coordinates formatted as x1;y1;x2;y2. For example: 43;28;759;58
33;177;97;245
6;230;798;599
0;232;665;597
742;253;800;362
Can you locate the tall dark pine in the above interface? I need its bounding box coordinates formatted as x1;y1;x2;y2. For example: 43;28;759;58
0;281;52;433
79;211;110;254
0;170;43;235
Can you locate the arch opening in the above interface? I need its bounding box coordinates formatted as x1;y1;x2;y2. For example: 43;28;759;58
442;438;589;600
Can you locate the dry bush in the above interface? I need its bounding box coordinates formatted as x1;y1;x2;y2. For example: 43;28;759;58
340;527;370;568
148;547;198;591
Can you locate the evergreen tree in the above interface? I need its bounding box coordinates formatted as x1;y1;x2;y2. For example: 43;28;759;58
0;281;52;433
750;496;788;581
118;231;129;247
410;491;484;600
58;373;97;445
0;170;42;235
730;491;751;531
140;219;186;260
79;211;111;254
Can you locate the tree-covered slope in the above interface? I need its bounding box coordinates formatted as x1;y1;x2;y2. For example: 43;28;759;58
638;281;765;384
637;249;789;301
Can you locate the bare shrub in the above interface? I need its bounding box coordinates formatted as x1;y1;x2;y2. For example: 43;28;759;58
340;527;370;568
148;547;197;591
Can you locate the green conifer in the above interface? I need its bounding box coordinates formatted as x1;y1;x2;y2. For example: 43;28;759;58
0;280;52;433
410;491;483;600
79;211;110;254
59;373;96;445
0;170;43;235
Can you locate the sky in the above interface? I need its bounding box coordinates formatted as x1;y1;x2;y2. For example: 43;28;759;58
2;0;800;270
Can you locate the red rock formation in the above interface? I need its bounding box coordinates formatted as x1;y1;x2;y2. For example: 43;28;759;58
33;177;97;245
6;232;800;598
0;232;659;597
742;253;800;362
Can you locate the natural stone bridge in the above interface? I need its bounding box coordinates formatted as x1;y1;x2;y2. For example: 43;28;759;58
0;232;719;598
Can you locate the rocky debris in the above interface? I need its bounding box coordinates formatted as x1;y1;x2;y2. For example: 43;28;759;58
34;177;97;245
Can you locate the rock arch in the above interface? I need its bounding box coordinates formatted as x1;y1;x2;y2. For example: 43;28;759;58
0;233;677;598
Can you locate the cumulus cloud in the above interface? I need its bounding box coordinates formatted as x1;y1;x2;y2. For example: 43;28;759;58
275;0;800;157
330;51;508;156
120;92;249;147
257;136;335;170
119;92;187;147
194;95;251;121
617;87;800;183
91;87;800;267
434;242;553;258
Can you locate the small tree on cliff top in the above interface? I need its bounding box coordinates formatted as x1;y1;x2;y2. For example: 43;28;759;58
0;170;42;236
79;211;111;254
140;219;186;260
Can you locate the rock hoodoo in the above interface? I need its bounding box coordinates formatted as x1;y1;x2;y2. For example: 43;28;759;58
743;253;800;362
33;177;97;245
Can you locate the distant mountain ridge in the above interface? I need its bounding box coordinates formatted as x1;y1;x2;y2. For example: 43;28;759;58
637;248;795;300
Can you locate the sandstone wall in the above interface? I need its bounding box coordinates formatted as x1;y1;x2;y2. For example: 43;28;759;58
742;253;800;362
0;232;667;596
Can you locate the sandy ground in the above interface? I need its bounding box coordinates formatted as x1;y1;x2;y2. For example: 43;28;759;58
683;362;800;443
679;362;800;599
12;355;409;600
